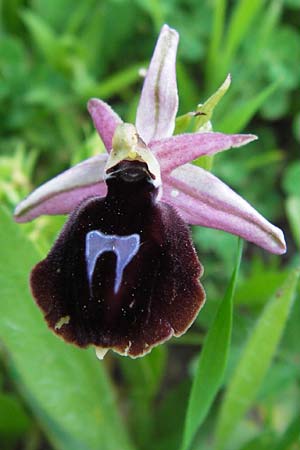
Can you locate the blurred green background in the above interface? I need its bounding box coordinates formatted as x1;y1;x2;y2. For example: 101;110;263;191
0;0;300;449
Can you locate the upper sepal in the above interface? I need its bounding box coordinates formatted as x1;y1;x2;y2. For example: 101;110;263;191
136;24;179;143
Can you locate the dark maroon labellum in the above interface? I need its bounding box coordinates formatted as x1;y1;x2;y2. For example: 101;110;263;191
31;161;205;357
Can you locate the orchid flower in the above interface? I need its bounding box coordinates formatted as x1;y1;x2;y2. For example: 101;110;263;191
15;25;286;359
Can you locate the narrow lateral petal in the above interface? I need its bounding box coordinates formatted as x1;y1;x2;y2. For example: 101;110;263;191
151;132;257;172
14;155;107;222
162;164;286;254
87;98;122;151
136;24;179;143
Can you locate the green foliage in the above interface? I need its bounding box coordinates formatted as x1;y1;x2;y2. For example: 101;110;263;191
0;392;31;444
0;207;135;450
181;239;243;450
285;196;300;248
0;0;299;449
215;269;299;450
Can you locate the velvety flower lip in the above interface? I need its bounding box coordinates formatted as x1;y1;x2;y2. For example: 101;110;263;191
14;24;286;255
30;177;205;358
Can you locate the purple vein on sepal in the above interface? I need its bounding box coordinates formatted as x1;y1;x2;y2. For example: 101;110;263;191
85;231;140;294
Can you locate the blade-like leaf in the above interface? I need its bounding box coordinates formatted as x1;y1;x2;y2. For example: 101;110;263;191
216;82;278;133
206;0;227;82
21;11;59;63
285;196;300;249
215;268;300;450
273;411;300;450
120;347;167;402
83;62;144;100
0;207;135;450
174;75;231;136
195;74;231;130
180;239;243;450
119;347;167;447
220;0;267;80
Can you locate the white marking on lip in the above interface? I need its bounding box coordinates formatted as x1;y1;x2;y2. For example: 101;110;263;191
123;340;132;356
55;315;70;330
171;189;179;197
95;347;109;360
85;231;140;294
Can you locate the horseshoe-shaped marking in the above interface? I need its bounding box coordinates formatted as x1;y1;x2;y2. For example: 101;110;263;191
85;231;140;294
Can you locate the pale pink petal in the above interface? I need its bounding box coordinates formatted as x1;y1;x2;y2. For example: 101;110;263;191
151;132;257;172
136;24;179;143
14;155;107;222
162;164;286;254
88;99;122;151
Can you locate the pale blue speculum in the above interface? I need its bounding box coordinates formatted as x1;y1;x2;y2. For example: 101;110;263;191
85;231;140;294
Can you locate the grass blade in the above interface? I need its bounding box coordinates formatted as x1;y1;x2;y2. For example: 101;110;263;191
215;268;300;450
82;62;144;100
180;238;243;450
206;0;227;85
219;0;267;80
273;411;300;450
216;82;278;133
21;10;59;63
0;207;135;450
285;196;300;249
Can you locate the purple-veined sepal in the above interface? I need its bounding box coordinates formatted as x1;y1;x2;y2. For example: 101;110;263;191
136;24;179;143
162;164;286;255
14;155;107;222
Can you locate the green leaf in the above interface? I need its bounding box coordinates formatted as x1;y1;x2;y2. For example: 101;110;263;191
180;239;243;450
220;0;267;79
195;74;231;130
282;161;300;197
285;196;300;249
214;268;300;450
0;207;135;450
65;0;96;34
237;431;275;450
292;112;300;143
119;346;167;448
135;0;166;33
259;88;290;120
206;0;227;81
174;113;197;135
284;0;300;7
21;10;59;62
176;61;201;114
31;0;79;30
263;26;300;91
120;346;166;402
175;74;231;136
273;411;300;450
82;62;144;100
0;392;31;437
234;258;287;307
217;82;277;133
154;381;190;450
